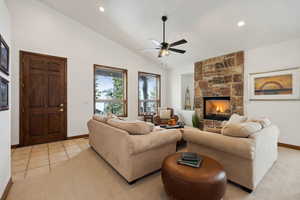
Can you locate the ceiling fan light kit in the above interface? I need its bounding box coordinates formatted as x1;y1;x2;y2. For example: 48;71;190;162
149;15;188;58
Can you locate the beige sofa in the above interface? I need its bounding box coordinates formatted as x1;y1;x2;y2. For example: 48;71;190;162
87;119;181;183
183;125;279;191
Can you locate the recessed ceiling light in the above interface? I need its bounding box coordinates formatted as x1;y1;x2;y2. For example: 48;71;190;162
99;6;105;12
237;21;245;27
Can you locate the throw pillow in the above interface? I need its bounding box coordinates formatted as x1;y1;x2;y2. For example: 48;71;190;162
222;122;262;138
227;113;247;124
160;109;171;120
107;119;154;135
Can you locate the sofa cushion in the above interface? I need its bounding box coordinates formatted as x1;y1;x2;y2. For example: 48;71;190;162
247;117;272;128
107;119;154;135
127;129;182;155
222;122;262;138
93;115;108;123
160;109;171;119
183;129;255;160
153;126;165;132
107;113;121;119
93;113;121;123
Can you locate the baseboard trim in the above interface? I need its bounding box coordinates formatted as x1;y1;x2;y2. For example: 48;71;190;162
278;143;300;151
1;178;12;200
67;134;89;140
11;144;19;149
11;135;89;149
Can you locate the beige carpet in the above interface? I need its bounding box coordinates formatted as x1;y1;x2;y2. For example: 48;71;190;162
7;147;300;200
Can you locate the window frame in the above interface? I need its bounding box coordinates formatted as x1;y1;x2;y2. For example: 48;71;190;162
94;64;128;117
138;71;161;116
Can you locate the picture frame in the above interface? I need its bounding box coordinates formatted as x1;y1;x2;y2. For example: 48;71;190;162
0;34;9;75
0;76;9;111
249;67;300;101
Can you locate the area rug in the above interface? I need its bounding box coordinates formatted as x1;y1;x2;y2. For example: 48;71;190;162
7;147;300;200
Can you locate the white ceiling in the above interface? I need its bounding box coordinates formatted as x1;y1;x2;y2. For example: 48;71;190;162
39;0;300;68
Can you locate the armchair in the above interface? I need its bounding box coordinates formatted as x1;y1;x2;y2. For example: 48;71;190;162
153;108;179;125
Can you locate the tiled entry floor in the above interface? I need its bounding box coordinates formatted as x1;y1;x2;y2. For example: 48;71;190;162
11;138;90;181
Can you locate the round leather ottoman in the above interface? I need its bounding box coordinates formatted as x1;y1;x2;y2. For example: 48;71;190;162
161;153;227;200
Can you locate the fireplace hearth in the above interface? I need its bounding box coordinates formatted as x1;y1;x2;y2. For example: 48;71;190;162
203;97;231;121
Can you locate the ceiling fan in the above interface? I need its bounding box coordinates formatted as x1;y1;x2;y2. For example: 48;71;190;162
148;16;188;58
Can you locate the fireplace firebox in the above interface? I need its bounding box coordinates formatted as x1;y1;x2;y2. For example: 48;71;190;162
203;97;231;121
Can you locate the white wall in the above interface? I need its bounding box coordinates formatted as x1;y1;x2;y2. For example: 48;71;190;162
168;65;195;126
245;38;300;146
167;38;300;146
8;0;167;145
0;0;11;196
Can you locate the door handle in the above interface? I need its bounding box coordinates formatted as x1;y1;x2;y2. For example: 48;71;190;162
59;108;64;112
59;104;64;108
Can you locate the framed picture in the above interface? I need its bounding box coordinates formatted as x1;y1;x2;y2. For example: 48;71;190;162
0;34;9;75
0;76;9;111
249;67;300;100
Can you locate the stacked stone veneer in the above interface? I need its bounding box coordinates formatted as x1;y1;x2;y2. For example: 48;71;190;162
194;51;244;130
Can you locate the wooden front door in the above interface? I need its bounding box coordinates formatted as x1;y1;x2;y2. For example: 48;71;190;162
20;51;67;146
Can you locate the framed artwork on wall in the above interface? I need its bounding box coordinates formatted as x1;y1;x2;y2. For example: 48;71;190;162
0;76;9;111
0;34;9;75
249;67;300;100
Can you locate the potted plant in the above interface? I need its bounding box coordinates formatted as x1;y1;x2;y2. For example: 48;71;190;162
192;112;200;128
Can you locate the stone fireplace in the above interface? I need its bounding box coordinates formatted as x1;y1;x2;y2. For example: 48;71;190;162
204;97;231;121
194;51;244;130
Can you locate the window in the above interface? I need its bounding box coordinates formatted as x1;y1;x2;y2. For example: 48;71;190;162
138;72;161;116
94;65;127;117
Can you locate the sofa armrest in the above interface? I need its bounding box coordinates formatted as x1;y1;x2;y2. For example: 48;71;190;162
153;115;161;125
250;125;279;157
250;125;279;141
183;129;256;160
88;119;132;157
127;129;182;155
249;125;279;186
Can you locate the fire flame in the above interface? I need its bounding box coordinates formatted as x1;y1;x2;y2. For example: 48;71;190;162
216;105;224;113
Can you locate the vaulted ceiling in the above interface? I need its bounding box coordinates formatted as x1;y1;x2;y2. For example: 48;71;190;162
39;0;300;68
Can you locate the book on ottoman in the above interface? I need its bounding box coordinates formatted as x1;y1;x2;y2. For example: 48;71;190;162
177;152;202;168
182;152;200;161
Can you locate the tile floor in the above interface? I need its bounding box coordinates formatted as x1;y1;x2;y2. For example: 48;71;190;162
11;138;90;181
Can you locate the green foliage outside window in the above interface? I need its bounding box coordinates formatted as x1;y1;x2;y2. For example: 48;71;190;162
94;66;127;116
138;73;160;115
102;77;124;115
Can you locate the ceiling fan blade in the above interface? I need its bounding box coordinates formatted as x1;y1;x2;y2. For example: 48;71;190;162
169;48;186;54
170;39;187;47
141;48;160;52
150;39;161;47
